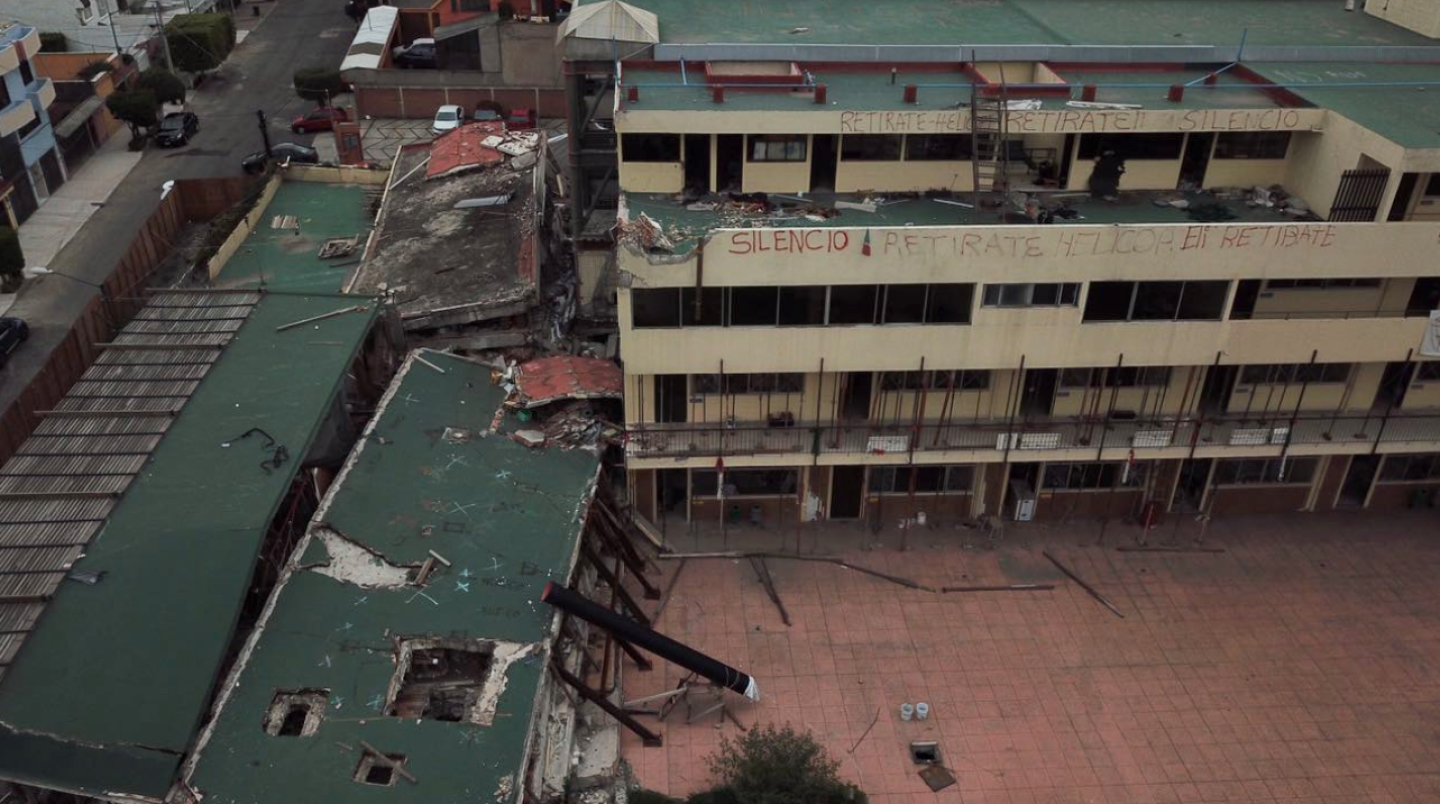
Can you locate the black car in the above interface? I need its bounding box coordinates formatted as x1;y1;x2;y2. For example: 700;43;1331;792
154;111;199;147
0;317;29;369
241;143;320;174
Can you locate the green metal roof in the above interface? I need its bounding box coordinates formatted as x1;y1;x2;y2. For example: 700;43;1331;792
188;350;600;804
216;181;374;293
592;0;1440;48
0;293;380;799
1255;61;1440;149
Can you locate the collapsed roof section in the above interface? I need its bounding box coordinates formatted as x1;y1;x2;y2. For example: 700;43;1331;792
349;124;546;333
186;349;603;804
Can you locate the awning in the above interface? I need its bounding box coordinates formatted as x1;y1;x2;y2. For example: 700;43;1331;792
54;95;103;139
340;6;399;72
557;0;659;44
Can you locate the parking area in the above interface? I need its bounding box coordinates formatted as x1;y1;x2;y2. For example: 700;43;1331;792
310;117;433;166
622;511;1440;804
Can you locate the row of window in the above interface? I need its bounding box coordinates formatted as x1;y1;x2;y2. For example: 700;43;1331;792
1379;454;1440;482
982;282;1081;308
1213;457;1318;486
1058;366;1173;389
1082;281;1231;323
692;373;805;395
870;465;975;493
1238;363;1353;385
622;132;1291;164
631;284;975;328
878;370;992;392
1042;461;1148;490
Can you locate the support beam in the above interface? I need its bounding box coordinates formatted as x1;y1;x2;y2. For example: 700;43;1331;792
552;658;663;746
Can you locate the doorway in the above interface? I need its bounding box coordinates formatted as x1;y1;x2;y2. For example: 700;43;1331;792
809;134;837;192
1373;361;1414;411
829;466;865;519
654;374;688;423
1172;458;1213;512
716;134;744;192
683;134;710;194
1198;364;1237;415
1020;369;1057;420
1337;454;1380;508
656;468;688;517
1388;172;1420;221
1179;132;1214;188
841;372;873;420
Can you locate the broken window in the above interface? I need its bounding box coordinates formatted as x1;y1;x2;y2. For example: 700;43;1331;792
263;689;328;737
1081;282;1134;322
1077;133;1185;160
778;286;827;326
387;642;494;722
1407;278;1440;316
1212;131;1291;160
1082;281;1229;322
981;283;1080;308
882;284;928;324
354;753;407;786
749;135;807;162
827;284;879;325
1416;363;1440;382
841;134;902;161
631;288;681;328
727;286;780;326
907;134;971;161
691;468;799;496
1213;457;1317;485
681;287;725;326
924;284;974;323
622;133;681;162
1042;462;1146;490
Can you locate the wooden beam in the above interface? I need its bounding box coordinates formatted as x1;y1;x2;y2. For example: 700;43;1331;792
579;539;651;628
552;658;663;746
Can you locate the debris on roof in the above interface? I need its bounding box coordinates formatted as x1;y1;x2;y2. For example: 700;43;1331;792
426;121;507;179
509;356;623;409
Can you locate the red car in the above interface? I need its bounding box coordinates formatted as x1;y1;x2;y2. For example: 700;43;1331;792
291;106;349;134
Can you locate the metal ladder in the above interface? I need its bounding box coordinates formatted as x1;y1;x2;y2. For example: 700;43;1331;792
970;81;1010;210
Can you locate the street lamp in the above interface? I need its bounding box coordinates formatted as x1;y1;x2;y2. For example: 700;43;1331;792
23;267;117;331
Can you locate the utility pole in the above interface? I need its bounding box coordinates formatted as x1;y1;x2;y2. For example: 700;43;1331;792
257;109;272;157
99;0;123;56
154;2;177;73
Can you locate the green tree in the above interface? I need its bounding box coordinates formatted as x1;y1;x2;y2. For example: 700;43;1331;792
0;227;24;294
77;60;113;80
164;13;235;73
700;724;867;804
138;68;186;105
39;32;67;52
292;67;346;105
106;89;159;137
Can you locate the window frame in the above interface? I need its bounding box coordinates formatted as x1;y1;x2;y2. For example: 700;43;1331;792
1212;131;1292;160
748;134;808;163
621;133;682;163
1212;457;1318;486
981;282;1081;308
841;134;903;162
905;134;972;161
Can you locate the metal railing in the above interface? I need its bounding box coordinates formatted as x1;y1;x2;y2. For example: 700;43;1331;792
626;411;1440;460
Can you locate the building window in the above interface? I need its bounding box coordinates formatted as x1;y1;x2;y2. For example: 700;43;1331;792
1212;132;1291;160
692;468;799;496
17;60;33;87
1082;281;1229;322
882;284;972;324
1415;363;1440;382
1058;366;1172;388
906;134;971;161
1378;454;1440;482
828;285;878;325
1263;278;1381;290
869;465;974;493
778;286;827;326
882;284;927;323
622;133;681;162
981;283;1080;308
841;134;902;161
879;370;989;391
749;135;807;162
1238;363;1353;385
1213;457;1318;485
1077;133;1185;161
692;373;804;395
1042;461;1146;490
727;286;780;326
681;287;724;326
631;288;681;328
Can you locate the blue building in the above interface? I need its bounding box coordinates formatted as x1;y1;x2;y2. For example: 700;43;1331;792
0;22;64;228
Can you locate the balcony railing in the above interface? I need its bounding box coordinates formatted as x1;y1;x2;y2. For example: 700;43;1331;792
626;411;1440;459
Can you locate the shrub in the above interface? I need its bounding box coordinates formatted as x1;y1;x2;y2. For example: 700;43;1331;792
292;67;347;104
138;67;186;105
0;227;24;293
164;13;235;72
106;89;159;137
700;724;867;804
39;32;67;52
78;60;114;80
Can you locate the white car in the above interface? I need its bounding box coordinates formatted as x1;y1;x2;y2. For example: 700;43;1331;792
431;104;464;136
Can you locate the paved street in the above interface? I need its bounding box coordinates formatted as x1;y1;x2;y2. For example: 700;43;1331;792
0;0;359;413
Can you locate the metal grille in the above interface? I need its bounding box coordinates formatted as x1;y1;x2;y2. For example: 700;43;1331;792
0;291;260;680
1328;168;1390;222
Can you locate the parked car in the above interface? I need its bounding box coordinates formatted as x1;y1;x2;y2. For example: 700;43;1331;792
392;38;437;69
431;104;464;136
0;317;29;369
154;111;199;147
241;142;320;174
506;107;537;130
291;106;349;134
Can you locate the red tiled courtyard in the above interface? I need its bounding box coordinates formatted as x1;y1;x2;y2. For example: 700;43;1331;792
621;511;1440;804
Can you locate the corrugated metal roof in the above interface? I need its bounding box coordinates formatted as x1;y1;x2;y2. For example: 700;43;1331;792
0;290;259;682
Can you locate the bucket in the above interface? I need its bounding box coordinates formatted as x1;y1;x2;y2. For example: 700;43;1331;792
899;703;914;722
915;702;930;721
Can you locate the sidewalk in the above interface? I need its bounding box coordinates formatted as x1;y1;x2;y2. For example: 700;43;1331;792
18;135;145;270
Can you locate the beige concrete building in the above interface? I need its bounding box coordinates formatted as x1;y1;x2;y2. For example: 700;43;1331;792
560;0;1440;530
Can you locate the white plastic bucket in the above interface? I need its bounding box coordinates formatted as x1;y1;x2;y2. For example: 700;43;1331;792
915;702;931;721
900;703;915;722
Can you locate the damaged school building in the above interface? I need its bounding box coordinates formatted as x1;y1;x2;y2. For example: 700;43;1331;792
554;0;1440;528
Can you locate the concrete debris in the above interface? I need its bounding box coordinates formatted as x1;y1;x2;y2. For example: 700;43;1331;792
310;528;413;588
512;429;547;448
